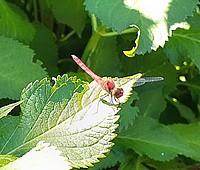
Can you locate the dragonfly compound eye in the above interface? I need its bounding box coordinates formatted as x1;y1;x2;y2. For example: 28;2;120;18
113;88;124;98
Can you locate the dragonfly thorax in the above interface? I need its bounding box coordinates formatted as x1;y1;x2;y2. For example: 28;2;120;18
105;80;115;92
102;80;124;98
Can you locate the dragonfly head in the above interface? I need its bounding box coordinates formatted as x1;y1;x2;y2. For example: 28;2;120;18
113;87;124;98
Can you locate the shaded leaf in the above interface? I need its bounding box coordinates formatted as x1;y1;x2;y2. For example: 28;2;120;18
120;49;167;77
30;23;59;76
86;36;122;77
116;116;195;161
118;92;139;132
120;50;177;118
169;98;196;122
0;36;47;100
119;157;148;170
136;85;166;118
170;123;200;161
187;75;200;105
0;0;35;44
89;145;126;170
164;14;200;70
49;0;87;36
144;158;186;170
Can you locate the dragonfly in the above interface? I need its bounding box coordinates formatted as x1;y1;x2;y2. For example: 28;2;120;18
71;55;163;100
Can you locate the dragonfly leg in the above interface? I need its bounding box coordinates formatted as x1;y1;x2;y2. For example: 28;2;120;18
113;97;121;108
100;94;121;111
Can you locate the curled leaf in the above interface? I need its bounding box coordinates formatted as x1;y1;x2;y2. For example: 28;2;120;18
0;101;23;119
123;25;141;57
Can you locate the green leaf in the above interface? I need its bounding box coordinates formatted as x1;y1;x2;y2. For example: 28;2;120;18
136;85;166;118
164;14;200;70
168;98;196;122
30;23;59;76
87;36;122;77
89;145;128;170
0;36;47;100
0;116;21;154
187;75;200;104
1;141;71;170
0;73;142;168
144;158;186;170
116;116;195;161
119;158;148;170
49;0;87;36
0;0;35;44
84;0;199;55
0;101;23;119
170;123;200;161
119;50;177;118
118;92;139;132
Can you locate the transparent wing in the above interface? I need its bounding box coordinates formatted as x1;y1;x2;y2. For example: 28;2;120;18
134;77;164;87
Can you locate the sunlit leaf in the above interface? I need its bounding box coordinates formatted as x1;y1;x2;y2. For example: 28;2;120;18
1;141;71;170
0;73;142;168
0;155;17;168
84;0;199;55
0;101;23;119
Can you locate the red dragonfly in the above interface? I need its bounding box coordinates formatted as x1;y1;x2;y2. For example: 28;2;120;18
72;55;163;99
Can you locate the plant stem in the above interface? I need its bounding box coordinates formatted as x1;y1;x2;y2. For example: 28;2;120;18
81;31;101;64
80;14;138;71
177;81;200;90
100;27;138;37
33;0;38;22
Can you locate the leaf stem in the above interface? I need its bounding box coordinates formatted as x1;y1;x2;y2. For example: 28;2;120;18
81;31;101;64
59;30;76;42
100;27;138;37
78;31;101;73
80;14;138;71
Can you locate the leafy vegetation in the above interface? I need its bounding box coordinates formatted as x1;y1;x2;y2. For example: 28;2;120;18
0;0;200;169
